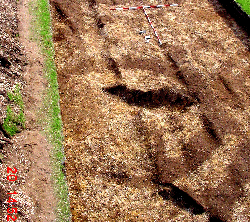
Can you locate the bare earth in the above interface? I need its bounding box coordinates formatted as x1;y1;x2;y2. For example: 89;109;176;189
0;0;249;221
50;0;250;221
0;0;57;221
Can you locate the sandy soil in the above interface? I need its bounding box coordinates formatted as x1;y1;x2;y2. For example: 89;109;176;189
50;0;250;221
0;0;57;221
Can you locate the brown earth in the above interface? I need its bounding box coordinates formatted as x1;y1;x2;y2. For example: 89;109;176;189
50;0;250;221
0;0;57;221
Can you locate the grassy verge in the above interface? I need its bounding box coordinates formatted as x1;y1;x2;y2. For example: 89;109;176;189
235;0;250;15
29;0;71;221
3;85;25;137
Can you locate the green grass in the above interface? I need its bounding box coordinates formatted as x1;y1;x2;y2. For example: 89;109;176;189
235;0;250;15
29;0;71;221
7;85;24;110
3;85;25;137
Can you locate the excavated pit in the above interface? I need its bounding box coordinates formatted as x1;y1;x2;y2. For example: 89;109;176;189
50;0;250;221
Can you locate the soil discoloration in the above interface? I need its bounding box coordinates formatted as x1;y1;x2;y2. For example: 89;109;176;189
158;184;205;215
50;0;250;221
103;84;195;109
50;1;77;34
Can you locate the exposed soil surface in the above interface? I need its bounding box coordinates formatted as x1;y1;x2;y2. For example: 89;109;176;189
50;0;250;221
0;0;57;221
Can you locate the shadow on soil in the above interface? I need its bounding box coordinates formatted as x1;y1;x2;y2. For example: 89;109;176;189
103;84;196;109
158;184;205;215
208;0;250;50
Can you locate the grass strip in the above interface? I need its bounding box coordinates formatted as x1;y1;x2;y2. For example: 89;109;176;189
29;0;71;221
235;0;250;15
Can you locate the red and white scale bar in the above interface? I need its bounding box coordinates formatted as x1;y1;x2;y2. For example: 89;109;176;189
142;7;162;45
110;3;178;45
110;3;178;10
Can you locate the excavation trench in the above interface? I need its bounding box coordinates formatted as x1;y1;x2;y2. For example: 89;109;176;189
50;0;250;221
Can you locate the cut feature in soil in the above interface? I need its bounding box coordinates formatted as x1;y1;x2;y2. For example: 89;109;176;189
218;75;236;96
106;57;122;78
201;114;222;144
103;84;196;109
96;17;105;29
0;56;11;68
51;1;76;33
209;215;225;222
50;0;250;220
158;184;205;215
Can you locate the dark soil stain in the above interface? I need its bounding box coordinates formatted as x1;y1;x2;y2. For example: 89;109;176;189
218;75;236;95
96;17;105;29
53;28;66;41
201;114;222;144
87;0;97;9
51;1;76;33
106;57;122;78
103;84;196;109
158;184;205;215
0;56;11;68
175;70;188;86
209;215;225;222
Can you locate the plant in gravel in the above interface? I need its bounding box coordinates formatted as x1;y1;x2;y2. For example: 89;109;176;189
3;85;25;137
7;85;24;110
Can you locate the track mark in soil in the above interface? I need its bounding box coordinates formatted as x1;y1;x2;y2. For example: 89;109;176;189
51;1;76;33
106;57;121;78
133;112;163;184
218;75;244;109
103;84;196;109
158;184;205;215
201;114;222;144
0;56;11;68
218;75;236;96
